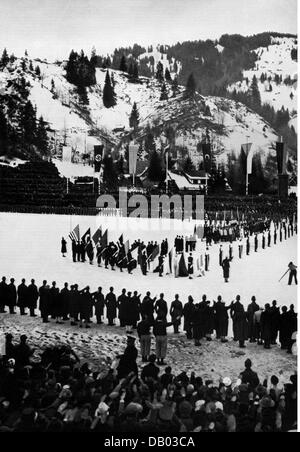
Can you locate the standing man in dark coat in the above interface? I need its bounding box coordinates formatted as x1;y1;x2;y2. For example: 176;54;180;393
188;253;194;279
92;287;105;324
246;237;250;255
270;300;280;344
105;287;117;326
141;251;148;276
170;294;183;333
117;288;128;327
262;233;265;249
131;291;141;329
7;278;17;314
254;234;258;252
219;245;223;266
213;296;229;342
261;304;272;349
222;257;230;283
279;227;282;242
71;239;77;262
39;280;49;323
60;282;70;321
27;279;39;317
183;296;195;340
117;336;138;379
158;254;164;277
49;281;60;321
79;286;92;328
267;230;271;247
70;284;80;325
230;295;248;347
193;303;203;346
247;296;260;342
274;228;277;245
17;279;28;315
155;293;168;319
61;237;67;257
141;292;156;323
0;276;8;313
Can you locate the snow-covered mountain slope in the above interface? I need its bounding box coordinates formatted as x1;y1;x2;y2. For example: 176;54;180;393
228;37;297;113
0;57;279;168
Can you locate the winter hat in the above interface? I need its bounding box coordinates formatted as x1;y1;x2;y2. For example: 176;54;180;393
223;377;232;387
215;401;224;411
260;396;275;409
124;402;143;416
186;384;195;394
194;400;206;411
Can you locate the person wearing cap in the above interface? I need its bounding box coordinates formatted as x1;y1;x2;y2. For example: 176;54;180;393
92;287;105;324
213;295;230;342
246;296;260;343
230;295;248;348
261;304;272;349
105;287;117;326
117;288;128;327
154;293;168;319
183;295;195;340
7;278;17;314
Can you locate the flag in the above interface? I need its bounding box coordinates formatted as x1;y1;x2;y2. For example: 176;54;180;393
200;142;212;173
178;254;188;277
69;224;80;242
100;229;108;248
92;227;102;244
124;240;130;255
129;143;138;175
81;228;91;243
94;145;104;172
85;241;94;257
150;245;160;262
276;141;287;175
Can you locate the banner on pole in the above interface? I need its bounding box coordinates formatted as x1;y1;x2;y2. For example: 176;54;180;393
129;143;138;175
276;141;287;175
62;146;72;162
94;145;104;172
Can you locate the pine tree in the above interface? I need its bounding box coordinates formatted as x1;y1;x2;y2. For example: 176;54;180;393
160;83;168;101
90;46;97;67
156;61;164;82
29;61;34;71
173;61;178;74
133;63;139;79
185;73;196;98
128;62;134;77
183;155;195;173
129;102;140;130
103;70;116;108
1;48;9;67
249;75;261;110
20;100;37;148
165;68;172;82
0;107;8;156
51;78;55;92
119;55;127;72
204;105;211;116
36;116;49;156
148;150;163;181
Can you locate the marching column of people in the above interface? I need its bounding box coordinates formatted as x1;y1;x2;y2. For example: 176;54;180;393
0;276;297;360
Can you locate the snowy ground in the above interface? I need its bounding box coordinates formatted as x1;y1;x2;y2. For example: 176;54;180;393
0;212;297;307
0;212;297;380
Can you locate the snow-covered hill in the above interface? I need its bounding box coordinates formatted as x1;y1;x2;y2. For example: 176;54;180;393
0;55;281;171
228;37;297;113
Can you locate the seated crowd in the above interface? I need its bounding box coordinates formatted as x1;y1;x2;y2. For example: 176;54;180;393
0;334;297;432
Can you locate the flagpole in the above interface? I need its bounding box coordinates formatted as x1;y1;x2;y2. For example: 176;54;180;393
245;135;250;196
166;150;168;194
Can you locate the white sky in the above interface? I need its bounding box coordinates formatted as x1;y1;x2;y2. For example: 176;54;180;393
0;0;297;61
